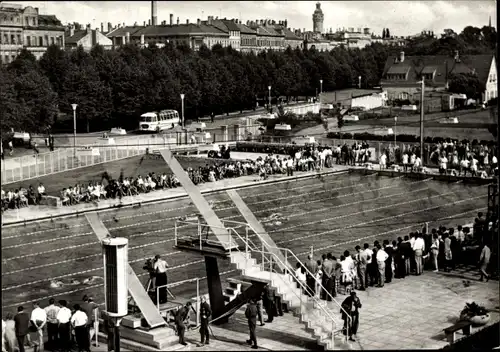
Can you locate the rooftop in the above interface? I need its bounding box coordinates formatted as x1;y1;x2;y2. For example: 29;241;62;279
65;30;88;44
381;54;495;87
133;23;228;37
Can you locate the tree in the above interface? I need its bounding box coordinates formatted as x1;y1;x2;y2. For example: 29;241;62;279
12;70;58;133
40;44;71;95
382;28;386;39
386;28;391;38
448;72;483;99
60;63;113;132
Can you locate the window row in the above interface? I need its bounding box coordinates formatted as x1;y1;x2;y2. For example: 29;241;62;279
0;33;62;46
386;74;407;80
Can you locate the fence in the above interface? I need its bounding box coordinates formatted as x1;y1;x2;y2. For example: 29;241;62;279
1;103;321;185
0;125;265;185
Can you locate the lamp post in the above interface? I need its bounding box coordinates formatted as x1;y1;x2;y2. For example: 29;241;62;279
268;85;271;112
180;94;185;128
394;116;397;148
319;79;323;104
417;78;425;162
71;104;78;159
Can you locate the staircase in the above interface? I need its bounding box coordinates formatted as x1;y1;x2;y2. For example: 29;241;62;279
222;222;349;350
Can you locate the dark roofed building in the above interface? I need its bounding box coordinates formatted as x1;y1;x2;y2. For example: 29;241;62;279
106;25;145;46
65;24;112;51
129;22;229;51
380;51;497;103
282;27;303;50
239;21;257;53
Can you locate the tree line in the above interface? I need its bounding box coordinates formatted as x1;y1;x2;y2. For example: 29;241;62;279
0;24;496;137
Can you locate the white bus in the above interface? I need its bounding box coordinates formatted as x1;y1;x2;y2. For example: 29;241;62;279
139;110;180;132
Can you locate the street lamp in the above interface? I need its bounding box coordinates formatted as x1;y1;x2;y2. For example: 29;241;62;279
268;86;271;112
358;76;362;89
180;94;185;128
71;103;78;159
319;79;323;94
394;116;398;148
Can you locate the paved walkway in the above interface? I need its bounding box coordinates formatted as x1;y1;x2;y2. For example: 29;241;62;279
124;266;499;351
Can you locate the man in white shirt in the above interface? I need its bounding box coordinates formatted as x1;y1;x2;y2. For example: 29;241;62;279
375;246;389;287
363;243;374;287
286;158;294;176
56;300;72;351
154;254;169;304
71;304;88;352
402;152;409;172
30;302;47;352
412;233;425;275
379;153;387;170
44;298;60;350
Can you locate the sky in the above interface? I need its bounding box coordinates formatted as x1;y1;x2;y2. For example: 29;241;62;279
19;1;497;37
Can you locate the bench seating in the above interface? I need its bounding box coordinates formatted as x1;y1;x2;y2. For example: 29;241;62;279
39;195;62;207
443;320;472;343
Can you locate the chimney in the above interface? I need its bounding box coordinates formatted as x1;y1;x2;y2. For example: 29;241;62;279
86;24;91;33
170;14;173;25
177;17;179;25
70;25;75;37
92;29;97;46
123;22;125;27
454;50;460;62
108;22;112;32
186;19;189;24
151;0;157;26
197;19;201;26
140;34;145;45
208;16;212;25
126;31;130;44
134;21;137;26
143;21;146;27
101;22;104;32
284;19;287;27
148;19;151;26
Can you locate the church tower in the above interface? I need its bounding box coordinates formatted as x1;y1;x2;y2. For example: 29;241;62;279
312;2;324;33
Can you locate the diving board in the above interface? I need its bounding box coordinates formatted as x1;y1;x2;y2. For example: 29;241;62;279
159;149;235;249
226;189;289;272
85;213;166;329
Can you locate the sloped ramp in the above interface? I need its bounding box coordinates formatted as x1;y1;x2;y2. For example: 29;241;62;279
226;189;288;272
85;213;165;329
159;149;235;248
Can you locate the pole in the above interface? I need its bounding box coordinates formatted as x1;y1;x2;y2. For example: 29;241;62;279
73;109;77;160
419;78;424;162
114;318;121;352
394;117;397;149
268;86;271;112
181;97;185;128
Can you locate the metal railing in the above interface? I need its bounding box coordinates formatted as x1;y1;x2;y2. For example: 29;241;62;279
221;219;351;341
173;218;346;349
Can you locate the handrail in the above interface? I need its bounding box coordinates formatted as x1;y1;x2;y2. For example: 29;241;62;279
225;226;344;348
174;217;346;347
222;218;352;332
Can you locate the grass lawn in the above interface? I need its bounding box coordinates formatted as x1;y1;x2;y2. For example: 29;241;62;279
3;155;233;195
1;171;488;316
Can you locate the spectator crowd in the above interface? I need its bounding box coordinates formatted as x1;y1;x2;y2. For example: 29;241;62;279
380;140;498;177
1;146;343;212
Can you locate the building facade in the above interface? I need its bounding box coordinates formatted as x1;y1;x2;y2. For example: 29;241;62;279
380;51;497;104
0;3;65;63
